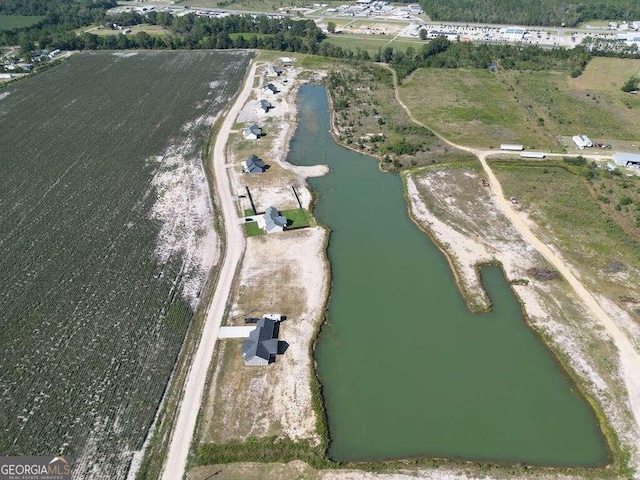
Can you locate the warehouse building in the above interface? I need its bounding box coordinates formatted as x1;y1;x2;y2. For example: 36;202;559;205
500;27;526;41
614;152;640;167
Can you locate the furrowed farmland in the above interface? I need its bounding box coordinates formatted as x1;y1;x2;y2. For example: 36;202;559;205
0;50;251;478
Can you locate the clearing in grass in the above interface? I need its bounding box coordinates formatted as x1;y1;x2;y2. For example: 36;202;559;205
0;14;44;31
399;68;556;150
400;65;640;150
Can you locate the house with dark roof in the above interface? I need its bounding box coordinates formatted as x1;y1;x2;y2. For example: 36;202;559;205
242;317;280;365
267;64;283;77
257;206;287;233
242;124;262;140
244;154;266;174
263;83;278;95
256;99;272;115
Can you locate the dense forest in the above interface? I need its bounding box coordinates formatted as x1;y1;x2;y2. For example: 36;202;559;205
419;0;640;27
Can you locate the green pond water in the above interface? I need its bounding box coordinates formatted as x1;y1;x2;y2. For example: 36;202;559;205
287;85;608;465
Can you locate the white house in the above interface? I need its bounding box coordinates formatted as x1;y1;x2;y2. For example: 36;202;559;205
256;99;272;115
242;124;262;140
257;206;287;233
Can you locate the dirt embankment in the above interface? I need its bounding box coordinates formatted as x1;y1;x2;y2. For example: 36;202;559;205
198;62;330;447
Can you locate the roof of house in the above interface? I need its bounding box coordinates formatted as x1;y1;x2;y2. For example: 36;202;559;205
243;124;261;137
257;99;272;110
270;64;283;74
242;317;279;363
246;154;266;173
263;83;278;93
264;206;287;231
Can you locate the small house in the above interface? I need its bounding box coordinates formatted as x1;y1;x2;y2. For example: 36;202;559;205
242;124;262;140
263;83;278;95
244;154;266;174
242;317;280;366
267;64;283;77
256;99;272;115
257;206;287;233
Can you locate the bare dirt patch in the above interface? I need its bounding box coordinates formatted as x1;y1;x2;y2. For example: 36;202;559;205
200;228;328;445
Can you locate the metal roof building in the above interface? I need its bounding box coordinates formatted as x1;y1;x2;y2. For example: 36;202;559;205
242;317;279;366
614;152;640;167
572;135;592;149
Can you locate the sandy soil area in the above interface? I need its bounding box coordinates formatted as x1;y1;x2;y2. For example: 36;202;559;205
201;228;328;444
406;167;640;475
198;62;330;446
160;60;257;480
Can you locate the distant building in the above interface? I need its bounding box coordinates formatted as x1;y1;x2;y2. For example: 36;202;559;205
242;317;280;366
500;144;524;151
426;30;459;41
242;124;262;140
520;152;545;159
500;27;526;41
617;32;640;47
263;83;278;95
572;135;592;149
279;57;296;66
267;64;283;77
256;99;272;114
257;206;287;233
408;3;422;14
614;152;640;167
244;154;266;174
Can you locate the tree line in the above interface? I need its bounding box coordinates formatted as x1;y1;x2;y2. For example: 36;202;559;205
419;0;640;27
373;36;592;80
0;0;632;80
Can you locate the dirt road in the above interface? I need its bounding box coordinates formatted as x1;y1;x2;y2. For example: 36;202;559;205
160;60;259;480
387;65;640;435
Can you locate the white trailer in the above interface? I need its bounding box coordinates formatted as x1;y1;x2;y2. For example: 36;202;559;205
500;144;524;151
520;152;545;159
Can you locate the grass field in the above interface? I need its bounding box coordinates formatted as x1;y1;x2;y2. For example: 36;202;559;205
399;61;640;149
504;68;640;141
491;160;640;311
0;50;251;479
399;68;557;149
0;14;44;31
322;34;426;54
329;63;474;170
282;207;312;228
